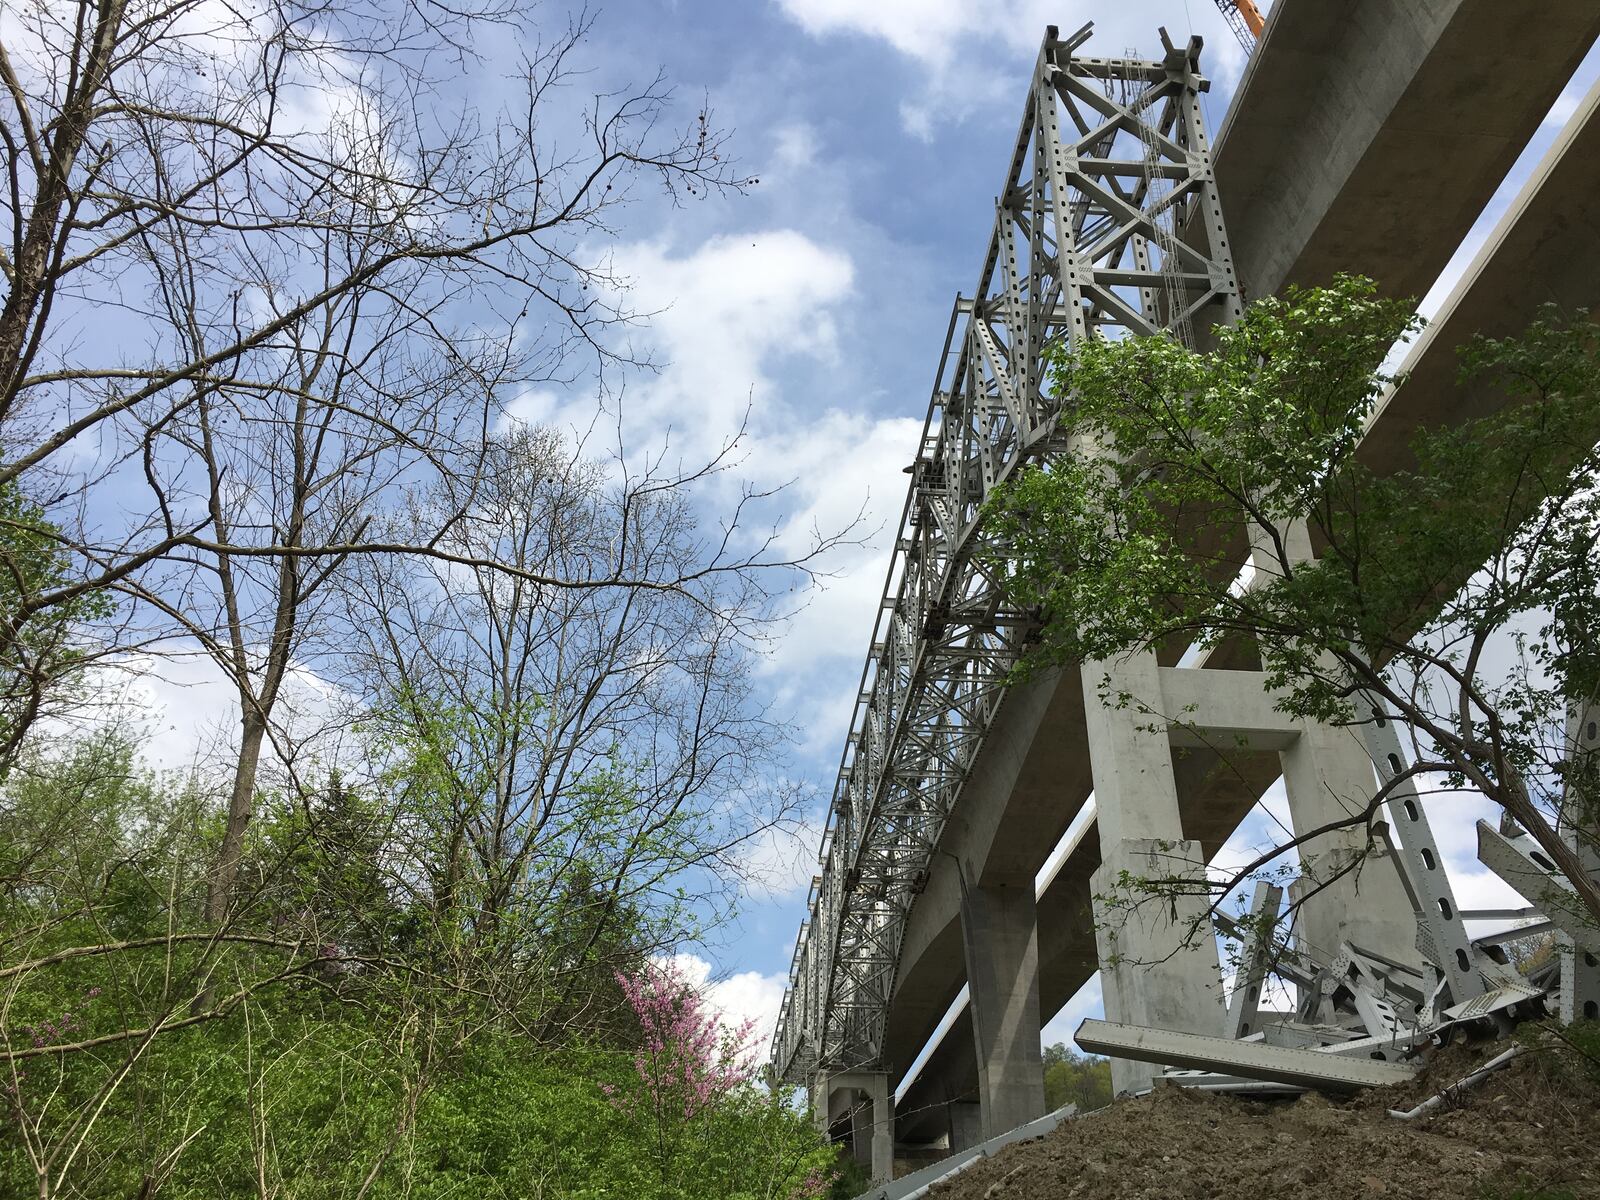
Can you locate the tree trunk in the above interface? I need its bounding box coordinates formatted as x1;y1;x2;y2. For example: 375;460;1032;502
205;711;269;926
1496;769;1600;933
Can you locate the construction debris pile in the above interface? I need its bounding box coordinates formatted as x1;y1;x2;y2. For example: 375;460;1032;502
922;1033;1600;1200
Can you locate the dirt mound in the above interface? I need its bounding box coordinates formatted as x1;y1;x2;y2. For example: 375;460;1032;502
927;1038;1600;1200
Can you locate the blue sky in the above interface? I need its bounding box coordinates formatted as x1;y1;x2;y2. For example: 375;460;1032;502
125;0;1600;1059
549;0;1261;1015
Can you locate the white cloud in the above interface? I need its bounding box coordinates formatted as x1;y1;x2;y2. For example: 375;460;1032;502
771;123;821;174
743;409;923;699
84;647;355;781
658;951;789;1057
557;230;853;459
539;230;921;749
774;0;1251;136
774;0;982;69
897;101;936;145
740;812;827;900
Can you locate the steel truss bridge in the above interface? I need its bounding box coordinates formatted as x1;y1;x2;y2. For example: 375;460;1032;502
772;23;1241;1085
774;2;1600;1182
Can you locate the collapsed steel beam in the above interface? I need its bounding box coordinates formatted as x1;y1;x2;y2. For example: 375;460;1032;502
1074;1019;1418;1091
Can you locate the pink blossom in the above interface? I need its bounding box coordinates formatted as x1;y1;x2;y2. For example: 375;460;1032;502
607;962;758;1122
787;1164;834;1200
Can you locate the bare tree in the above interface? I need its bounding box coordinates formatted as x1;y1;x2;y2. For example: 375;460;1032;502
0;0;842;918
344;422;812;1032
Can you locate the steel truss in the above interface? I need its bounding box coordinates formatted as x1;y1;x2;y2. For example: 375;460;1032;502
772;23;1243;1084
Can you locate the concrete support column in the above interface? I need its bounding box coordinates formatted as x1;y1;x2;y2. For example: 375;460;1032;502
1278;718;1418;967
959;882;1046;1139
811;1071;893;1184
850;1102;874;1171
1252;517;1419;972
1082;651;1223;1095
945;1099;983;1152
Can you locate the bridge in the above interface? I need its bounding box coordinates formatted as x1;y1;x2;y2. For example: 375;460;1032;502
771;0;1600;1185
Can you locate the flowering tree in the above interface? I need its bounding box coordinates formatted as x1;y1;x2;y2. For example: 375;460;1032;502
613;963;757;1124
607;962;835;1200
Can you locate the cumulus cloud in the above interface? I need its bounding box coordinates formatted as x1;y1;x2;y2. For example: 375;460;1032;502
739;813;826;900
594;230;855;452
85;647;355;780
659;951;789;1056
527;229;923;740
773;0;982;68
774;0;1251;136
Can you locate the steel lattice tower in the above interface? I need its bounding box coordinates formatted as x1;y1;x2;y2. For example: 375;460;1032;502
772;23;1243;1086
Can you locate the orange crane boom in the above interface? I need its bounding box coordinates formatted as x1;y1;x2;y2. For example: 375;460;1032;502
1214;0;1266;49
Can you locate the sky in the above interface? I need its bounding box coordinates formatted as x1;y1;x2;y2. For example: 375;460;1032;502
123;0;1600;1069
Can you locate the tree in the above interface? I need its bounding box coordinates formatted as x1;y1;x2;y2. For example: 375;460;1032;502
986;276;1600;933
605;960;835;1200
1041;1043;1112;1113
0;5;840;1192
0;0;847;931
0;484;112;777
342;423;814;1031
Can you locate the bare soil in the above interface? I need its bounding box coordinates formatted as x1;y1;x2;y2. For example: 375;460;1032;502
926;1037;1600;1200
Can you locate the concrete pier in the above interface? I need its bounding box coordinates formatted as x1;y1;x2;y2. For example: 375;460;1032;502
960;883;1046;1137
1083;652;1225;1095
815;1071;894;1184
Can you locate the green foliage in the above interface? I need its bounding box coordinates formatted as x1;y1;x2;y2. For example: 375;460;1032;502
0;1002;829;1198
988;276;1600;717
986;277;1600;914
1041;1043;1112;1113
0;729;831;1198
0;483;112;774
986;275;1423;702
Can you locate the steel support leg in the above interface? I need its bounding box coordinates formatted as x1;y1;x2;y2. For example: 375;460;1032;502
1225;880;1283;1039
1560;702;1600;1023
